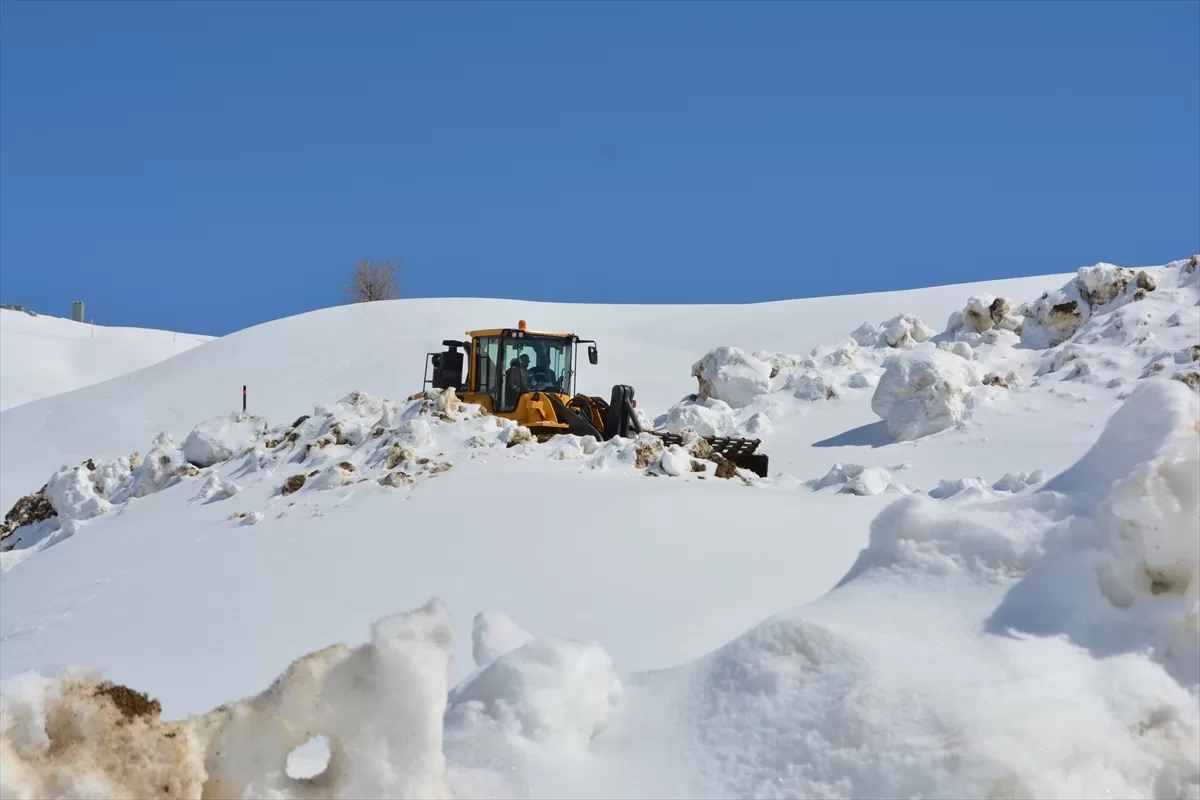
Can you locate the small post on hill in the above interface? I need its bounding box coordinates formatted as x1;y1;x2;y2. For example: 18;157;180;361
243;385;247;413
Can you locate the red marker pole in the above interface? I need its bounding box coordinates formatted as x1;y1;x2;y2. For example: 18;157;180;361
243;385;247;412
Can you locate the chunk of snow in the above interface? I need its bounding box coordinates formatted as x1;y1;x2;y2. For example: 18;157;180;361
842;467;892;496
992;470;1047;493
194;474;240;502
45;465;112;522
691;347;773;408
871;347;981;441
659;444;694;477
937;340;975;361
182;412;269;468
879;314;936;348
789;370;839;401
811;463;891;495
447;635;622;749
929;477;989;499
660;397;738;437
472;611;536;668
1077;263;1136;308
1020;282;1091;348
850;322;881;346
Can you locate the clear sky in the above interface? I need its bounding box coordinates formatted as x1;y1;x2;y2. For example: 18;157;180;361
1;1;1197;336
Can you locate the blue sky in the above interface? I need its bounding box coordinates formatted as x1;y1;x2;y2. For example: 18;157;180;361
1;1;1197;336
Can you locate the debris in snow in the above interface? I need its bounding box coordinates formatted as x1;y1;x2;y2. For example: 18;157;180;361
880;314;936;348
982;371;1019;389
1172;371;1200;392
634;436;664;469
379;471;413;488
954;294;1022;334
1077;263;1137;308
0;487;55;542
281;474;307;496
0;672;204;799
871;347;981;441
1020;291;1088;348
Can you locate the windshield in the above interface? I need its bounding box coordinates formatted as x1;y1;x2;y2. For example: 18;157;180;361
499;334;573;410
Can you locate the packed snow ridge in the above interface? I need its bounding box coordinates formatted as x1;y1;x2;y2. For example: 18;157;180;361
2;378;1197;799
0;387;762;570
661;257;1200;442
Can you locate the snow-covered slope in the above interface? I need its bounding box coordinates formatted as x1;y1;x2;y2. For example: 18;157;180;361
2;258;1198;799
0;309;212;411
0;272;1067;511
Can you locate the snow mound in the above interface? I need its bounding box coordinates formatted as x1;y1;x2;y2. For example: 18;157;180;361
182;412;270;468
992;470;1046;493
811;463;893;496
871;347;982;441
690;347;772;408
0;670;207;800
448;631;622;749
950;293;1023;335
2;387;768;571
989;378;1200;687
0;390;520;568
0;599;453;800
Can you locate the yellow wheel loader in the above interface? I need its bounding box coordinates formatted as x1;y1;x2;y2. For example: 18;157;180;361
419;320;769;477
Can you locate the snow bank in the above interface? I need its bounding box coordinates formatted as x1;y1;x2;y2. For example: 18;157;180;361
2;387;769;570
989;378;1200;686
1;600;454;800
871;347;981;441
0;390;519;567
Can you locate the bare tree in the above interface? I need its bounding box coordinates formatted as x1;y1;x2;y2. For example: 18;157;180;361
344;258;400;303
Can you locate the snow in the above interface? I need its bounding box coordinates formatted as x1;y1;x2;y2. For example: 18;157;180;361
871;347;982;441
0;308;211;412
182;413;270;468
3;257;1200;798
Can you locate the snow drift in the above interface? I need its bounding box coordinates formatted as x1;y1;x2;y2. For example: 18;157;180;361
3;378;1198;799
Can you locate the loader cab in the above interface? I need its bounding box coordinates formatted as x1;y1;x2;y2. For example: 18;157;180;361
422;321;598;418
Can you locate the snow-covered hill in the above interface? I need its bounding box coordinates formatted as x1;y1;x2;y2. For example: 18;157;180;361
1;258;1198;799
0;309;212;411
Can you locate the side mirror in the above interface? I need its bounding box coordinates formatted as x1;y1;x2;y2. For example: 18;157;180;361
588;345;598;365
